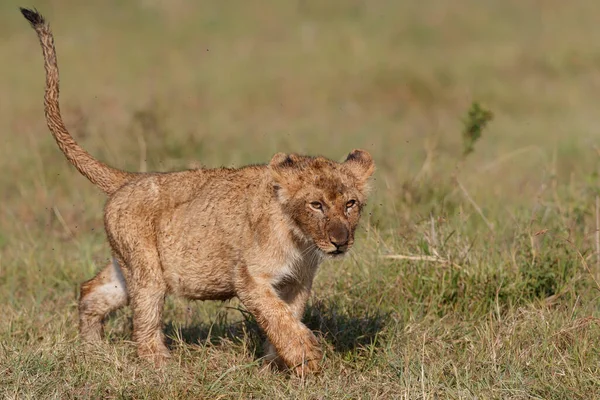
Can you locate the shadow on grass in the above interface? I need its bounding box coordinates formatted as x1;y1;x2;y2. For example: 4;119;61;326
162;299;389;357
304;299;389;353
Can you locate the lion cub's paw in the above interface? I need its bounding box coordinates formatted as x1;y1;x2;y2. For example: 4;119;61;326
282;329;323;376
138;345;172;367
290;347;323;376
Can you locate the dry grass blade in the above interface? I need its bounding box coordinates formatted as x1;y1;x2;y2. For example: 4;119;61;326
380;254;464;271
456;179;494;232
563;238;600;292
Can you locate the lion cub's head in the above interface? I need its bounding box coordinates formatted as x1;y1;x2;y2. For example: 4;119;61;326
269;149;375;257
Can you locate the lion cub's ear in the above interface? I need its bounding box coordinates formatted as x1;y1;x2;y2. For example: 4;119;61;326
268;153;301;199
269;152;290;168
268;153;302;169
343;149;375;185
268;153;294;182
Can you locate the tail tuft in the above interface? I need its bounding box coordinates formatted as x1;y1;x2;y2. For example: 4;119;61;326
20;7;46;27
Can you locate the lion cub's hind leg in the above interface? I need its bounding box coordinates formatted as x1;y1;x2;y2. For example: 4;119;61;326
117;247;170;365
79;257;128;342
128;276;170;365
103;187;171;365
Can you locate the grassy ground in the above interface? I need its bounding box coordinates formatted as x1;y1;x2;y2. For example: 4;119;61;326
1;0;600;398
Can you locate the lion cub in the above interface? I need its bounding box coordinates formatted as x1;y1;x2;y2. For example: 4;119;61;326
21;8;375;375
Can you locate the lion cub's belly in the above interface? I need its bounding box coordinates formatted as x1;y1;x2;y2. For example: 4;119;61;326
163;260;236;301
158;231;237;301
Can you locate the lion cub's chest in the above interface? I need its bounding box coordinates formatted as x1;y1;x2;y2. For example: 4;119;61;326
268;246;323;288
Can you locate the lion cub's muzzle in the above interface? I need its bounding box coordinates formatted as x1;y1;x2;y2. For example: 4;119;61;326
326;220;351;255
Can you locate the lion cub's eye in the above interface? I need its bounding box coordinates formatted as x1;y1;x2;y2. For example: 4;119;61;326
309;201;323;211
346;199;357;209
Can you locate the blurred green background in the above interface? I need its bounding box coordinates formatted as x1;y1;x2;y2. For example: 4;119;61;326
1;1;600;398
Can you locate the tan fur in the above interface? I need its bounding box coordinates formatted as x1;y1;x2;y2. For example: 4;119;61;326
21;8;375;375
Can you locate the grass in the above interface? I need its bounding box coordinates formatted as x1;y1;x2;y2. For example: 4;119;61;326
1;0;600;398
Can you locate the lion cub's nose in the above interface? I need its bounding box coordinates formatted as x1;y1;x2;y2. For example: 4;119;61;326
328;222;350;249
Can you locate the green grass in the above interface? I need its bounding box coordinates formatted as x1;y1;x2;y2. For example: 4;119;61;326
2;0;600;398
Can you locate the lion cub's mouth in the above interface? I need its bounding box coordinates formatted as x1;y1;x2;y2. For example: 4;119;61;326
325;248;348;257
316;243;351;257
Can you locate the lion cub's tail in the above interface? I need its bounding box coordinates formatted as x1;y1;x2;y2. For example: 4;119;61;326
20;8;136;195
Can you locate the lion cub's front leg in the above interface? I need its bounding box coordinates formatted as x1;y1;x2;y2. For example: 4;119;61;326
262;282;313;371
236;268;322;375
